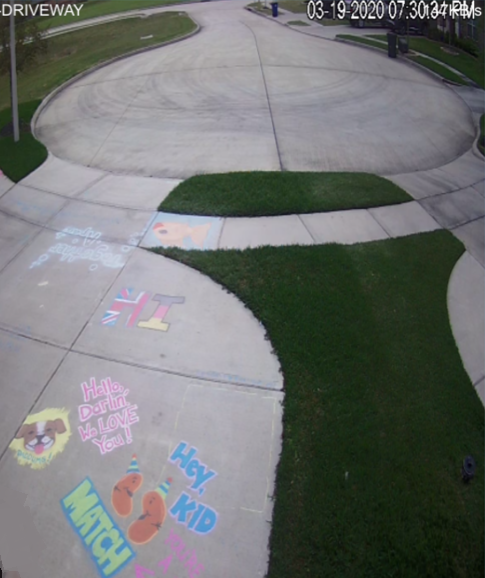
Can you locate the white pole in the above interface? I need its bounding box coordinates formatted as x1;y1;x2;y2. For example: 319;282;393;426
10;0;19;142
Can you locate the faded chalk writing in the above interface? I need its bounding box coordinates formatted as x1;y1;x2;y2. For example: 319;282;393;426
163;528;204;576
77;377;139;455
133;530;204;578
29;226;131;271
56;226;102;240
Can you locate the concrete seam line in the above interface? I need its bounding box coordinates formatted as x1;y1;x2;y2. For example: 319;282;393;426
365;208;393;238
296;214;317;243
31;19;201;138
473;375;485;388
241;21;284;171
448;213;485;231
215;218;226;249
0;205;134;248
71;345;283;392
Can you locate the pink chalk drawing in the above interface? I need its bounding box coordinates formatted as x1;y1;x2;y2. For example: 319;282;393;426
77;377;139;455
163;529;204;576
102;288;152;327
102;288;185;332
134;530;204;577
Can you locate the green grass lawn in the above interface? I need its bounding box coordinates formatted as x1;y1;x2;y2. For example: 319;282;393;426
158;172;411;216
0;12;195;181
408;55;468;85
288;19;309;25
0;12;196;111
0;100;47;182
365;35;484;88
38;0;187;30
336;34;387;51
154;230;484;577
278;0;308;13
319;17;350;25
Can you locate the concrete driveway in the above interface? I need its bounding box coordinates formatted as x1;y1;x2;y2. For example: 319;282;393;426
35;1;475;178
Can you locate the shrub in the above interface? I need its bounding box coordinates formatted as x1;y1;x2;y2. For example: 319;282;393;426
454;37;479;57
427;28;443;42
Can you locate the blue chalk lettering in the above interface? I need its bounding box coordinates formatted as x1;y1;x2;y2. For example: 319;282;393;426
170;492;198;524
169;442;197;469
187;503;206;530
190;465;216;494
194;506;217;535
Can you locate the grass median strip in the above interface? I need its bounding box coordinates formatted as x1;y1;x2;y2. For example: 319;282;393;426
154;230;484;577
0;12;196;111
336;34;387;51
366;35;484;87
407;55;468;85
0;12;196;181
38;0;187;30
278;0;308;13
158;172;411;216
0;100;47;182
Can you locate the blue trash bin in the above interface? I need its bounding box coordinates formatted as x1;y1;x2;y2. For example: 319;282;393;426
271;2;278;17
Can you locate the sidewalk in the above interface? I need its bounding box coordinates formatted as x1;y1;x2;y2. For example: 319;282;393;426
1;140;483;406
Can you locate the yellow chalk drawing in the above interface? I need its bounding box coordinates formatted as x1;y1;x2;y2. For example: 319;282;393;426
9;407;72;470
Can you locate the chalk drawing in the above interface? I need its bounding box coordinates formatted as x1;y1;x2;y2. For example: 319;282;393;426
77;377;139;455
142;213;222;251
169;442;218;535
29;226;132;271
135;529;205;577
9;407;71;470
111;454;144;518
56;226;102;241
102;288;185;332
163;529;205;576
12;198;55;217
127;478;173;546
61;477;135;578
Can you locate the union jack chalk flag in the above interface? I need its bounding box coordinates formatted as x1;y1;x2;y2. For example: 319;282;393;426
101;288;152;327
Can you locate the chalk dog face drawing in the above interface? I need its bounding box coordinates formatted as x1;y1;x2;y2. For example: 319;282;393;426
9;408;71;470
16;419;67;455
